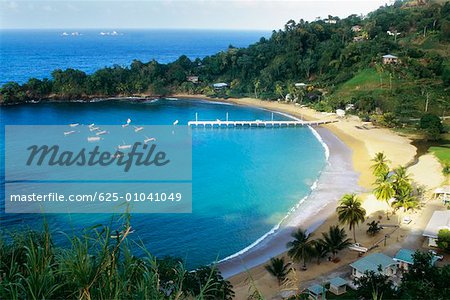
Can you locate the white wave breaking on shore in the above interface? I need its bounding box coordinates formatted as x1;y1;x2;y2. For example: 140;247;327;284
215;108;331;265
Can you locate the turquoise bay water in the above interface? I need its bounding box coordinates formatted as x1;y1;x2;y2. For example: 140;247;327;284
0;99;325;268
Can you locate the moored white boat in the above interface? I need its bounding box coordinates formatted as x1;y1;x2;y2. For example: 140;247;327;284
87;136;101;142
96;130;108;136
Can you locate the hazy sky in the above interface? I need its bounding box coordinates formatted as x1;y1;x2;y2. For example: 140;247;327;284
1;0;390;30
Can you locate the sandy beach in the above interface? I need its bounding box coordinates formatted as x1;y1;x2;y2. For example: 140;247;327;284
175;95;445;299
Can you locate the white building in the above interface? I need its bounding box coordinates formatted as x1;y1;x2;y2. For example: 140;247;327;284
423;210;450;247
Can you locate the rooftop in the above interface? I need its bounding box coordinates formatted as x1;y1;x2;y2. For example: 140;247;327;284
308;284;326;295
213;82;228;88
394;248;439;265
394;249;415;264
423;210;450;238
350;253;397;273
434;186;450;195
329;276;347;287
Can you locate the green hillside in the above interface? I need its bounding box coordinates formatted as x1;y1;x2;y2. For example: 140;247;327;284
1;0;449;134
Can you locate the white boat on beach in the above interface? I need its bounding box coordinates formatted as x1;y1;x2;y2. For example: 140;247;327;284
88;123;95;128
348;243;368;253
87;136;101;142
96;130;108;136
69;123;79;127
64;130;76;136
134;126;144;132
90;126;100;131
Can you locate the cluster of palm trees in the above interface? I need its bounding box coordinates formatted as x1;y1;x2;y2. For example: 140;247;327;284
371;152;420;213
265;225;352;286
265;193;368;285
289;226;351;268
265;153;421;287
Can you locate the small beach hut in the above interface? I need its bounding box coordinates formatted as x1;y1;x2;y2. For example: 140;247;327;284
351;25;362;32
307;284;327;300
349;253;398;279
186;75;199;84
328;277;347;295
423;210;450;247
433;186;450;203
382;54;398;64
394;248;439;272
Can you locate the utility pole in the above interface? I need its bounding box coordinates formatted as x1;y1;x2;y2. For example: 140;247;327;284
389;73;392;91
425;92;429;112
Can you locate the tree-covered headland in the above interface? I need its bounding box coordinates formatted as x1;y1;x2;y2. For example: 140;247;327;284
1;0;449;131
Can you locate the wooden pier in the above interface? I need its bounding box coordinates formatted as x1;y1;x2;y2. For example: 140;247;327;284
187;119;337;128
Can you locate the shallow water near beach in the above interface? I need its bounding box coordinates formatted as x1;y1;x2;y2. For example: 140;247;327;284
0;99;326;268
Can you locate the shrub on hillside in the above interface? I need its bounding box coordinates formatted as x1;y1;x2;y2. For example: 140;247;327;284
419;113;444;140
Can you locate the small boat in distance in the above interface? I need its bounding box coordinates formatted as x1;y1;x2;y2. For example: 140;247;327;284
122;118;132;128
144;136;156;143
118;144;132;150
134;126;144;132
96;130;108;136
88;123;95;128
173;120;179;125
69;123;79;127
64;130;76;136
90;126;100;131
87;136;101;142
110;226;135;239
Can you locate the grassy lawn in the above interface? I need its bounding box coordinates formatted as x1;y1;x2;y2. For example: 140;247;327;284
429;144;450;164
334;68;405;99
335;68;385;96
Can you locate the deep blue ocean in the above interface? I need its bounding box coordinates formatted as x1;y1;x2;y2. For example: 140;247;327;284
0;30;326;268
0;29;268;85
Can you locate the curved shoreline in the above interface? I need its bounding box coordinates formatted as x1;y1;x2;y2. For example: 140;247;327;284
216;125;361;278
177;96;362;278
215;116;330;266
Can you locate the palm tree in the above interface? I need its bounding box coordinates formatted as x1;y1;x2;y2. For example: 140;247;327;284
392;189;419;212
367;220;382;236
286;228;314;270
371;152;391;178
321;225;351;260
337;194;366;243
264;257;291;286
373;173;395;218
392;166;412;195
254;79;261;99
312;240;329;265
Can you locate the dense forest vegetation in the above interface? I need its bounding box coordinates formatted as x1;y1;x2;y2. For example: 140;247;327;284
1;0;449;127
